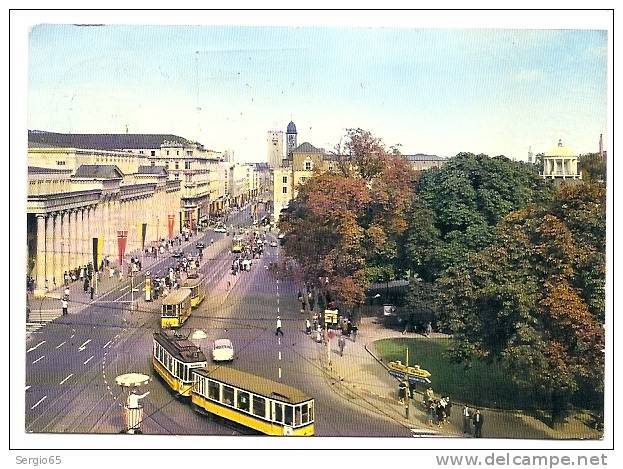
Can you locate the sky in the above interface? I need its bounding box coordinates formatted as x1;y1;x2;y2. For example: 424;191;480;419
27;25;608;162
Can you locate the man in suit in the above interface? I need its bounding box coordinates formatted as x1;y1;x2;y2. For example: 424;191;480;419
473;409;484;438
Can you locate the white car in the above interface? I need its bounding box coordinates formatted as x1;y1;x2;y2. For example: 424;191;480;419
213;227;227;233
212;339;234;362
270;241;278;247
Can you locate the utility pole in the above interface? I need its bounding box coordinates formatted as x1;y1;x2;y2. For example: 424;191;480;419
404;347;410;420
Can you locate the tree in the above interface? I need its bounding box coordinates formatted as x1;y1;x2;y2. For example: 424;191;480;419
438;182;605;423
579;153;607;183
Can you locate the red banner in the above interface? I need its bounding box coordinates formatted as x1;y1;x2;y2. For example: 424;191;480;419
167;214;175;240
117;230;128;266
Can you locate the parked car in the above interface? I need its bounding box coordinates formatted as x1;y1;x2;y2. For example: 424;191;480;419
171;250;183;258
270;241;278;247
196;242;205;249
212;339;234;362
213;227;227;233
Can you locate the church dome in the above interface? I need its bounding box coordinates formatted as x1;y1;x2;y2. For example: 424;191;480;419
545;139;577;157
287;121;297;134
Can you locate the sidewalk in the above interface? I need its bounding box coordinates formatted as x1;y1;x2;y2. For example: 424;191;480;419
26;233;206;327
312;317;601;439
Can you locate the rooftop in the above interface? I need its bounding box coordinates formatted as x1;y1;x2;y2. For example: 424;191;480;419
404;153;446;161
28;130;197;151
544;139;577;157
292;142;325;154
73;164;124;179
137;165;168;176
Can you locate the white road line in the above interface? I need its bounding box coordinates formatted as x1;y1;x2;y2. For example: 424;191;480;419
277;306;279;313
32;356;45;364
278;367;282;379
70;334;75;339
59;373;74;385
30;396;47;410
78;339;91;350
278;337;281;346
26;341;46;353
83;355;94;365
103;340;112;349
278;351;282;360
25;385;31;391
55;341;66;349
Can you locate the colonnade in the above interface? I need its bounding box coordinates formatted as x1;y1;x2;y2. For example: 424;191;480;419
32;188;180;294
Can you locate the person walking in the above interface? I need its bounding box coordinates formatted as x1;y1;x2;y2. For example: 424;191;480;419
473;409;484;438
462;405;471;435
305;319;311;335
90;284;95;300
425;321;433;337
63;286;70;300
275;316;284;336
61;298;68;316
338;334;346;356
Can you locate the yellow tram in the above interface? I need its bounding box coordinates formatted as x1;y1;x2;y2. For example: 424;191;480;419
182;278;205;308
191;366;315;436
152;331;208;397
161;289;192;329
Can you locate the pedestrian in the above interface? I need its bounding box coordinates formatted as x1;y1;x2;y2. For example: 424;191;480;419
338;334;346;356
399;380;408;404
61;298;68;316
275;316;284;336
426;321;433;338
90;285;94;300
63;286;70;300
64;271;69;285
351;324;358;342
445;396;452;421
427;401;435;427
109;267;115;279
305;319;311;335
462;405;471;435
119;269;124;282
473;409;484;438
79;267;84;280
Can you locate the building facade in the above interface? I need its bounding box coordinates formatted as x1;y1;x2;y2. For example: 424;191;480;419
541;139;582;180
267;131;284;169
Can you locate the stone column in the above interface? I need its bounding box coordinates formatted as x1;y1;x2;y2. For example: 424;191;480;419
112;197;120;265
70;209;78;270
53;212;62;287
45;214;53;289
35;214;47;293
85;206;92;266
61;211;70;280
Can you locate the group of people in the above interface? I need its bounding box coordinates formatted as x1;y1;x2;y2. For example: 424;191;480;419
424;388;453;428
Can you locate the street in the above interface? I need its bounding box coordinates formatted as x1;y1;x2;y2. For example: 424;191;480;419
25;205;412;437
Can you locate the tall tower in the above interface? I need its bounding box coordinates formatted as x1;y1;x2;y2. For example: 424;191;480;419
267;131;284;168
286;121;297;160
599;134;603;158
528;146;533;163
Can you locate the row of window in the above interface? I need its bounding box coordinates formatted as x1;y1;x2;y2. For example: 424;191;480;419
153;341;206;383
195;376;314;427
161;300;190;318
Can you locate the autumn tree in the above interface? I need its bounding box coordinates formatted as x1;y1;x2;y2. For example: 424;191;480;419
437;181;605;423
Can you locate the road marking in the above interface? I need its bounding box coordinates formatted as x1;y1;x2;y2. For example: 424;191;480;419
78;339;91;351
27;341;46;353
31;396;47;410
278;367;282;379
278;337;281;346
277;306;279;313
103;340;112;349
25;385;31;391
83;355;94;365
70;334;75;339
278;351;282;360
59;373;74;385
56;341;66;349
32;356;45;364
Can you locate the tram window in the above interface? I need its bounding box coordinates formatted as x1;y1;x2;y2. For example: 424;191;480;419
274;402;283;423
294;405;302;426
252;395;266;418
309;401;314;421
222;385;234;406
237;390;250;412
301;403;309;424
208;380;220;400
284;405;294;426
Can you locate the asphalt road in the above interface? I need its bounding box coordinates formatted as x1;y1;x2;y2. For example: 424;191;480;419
24;204;411;437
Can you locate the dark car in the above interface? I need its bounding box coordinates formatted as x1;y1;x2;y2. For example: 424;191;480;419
196;242;205;249
171;250;183;258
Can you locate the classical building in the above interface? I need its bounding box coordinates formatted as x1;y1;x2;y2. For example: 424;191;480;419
404;153;447;171
541;139;582;180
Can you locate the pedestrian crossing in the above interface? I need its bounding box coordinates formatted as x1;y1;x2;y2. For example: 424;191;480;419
26;323;46;334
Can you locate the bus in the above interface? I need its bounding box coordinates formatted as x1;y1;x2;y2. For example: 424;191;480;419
161;289;192;329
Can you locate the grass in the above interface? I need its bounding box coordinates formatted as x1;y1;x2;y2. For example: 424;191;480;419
374;337;537;410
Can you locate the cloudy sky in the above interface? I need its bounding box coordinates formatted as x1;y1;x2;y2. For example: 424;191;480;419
28;24;608;162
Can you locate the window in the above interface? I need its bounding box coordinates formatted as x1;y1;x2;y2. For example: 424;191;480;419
252;395;266;418
282;187;288;194
139;151;144;155
187;150;193;156
308;401;314;421
274;402;283;423
284;405;293;426
185;161;191;170
166;150;170;156
175;173;179;180
304;160;313;171
237;390;250;412
222;385;234;406
294;405;302;426
151;161;155;166
56;161;66;166
151;150;156;156
176;150;180;156
208;380;220;400
300;177;308;184
282;176;288;183
175;162;179;170
301;403;309;424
